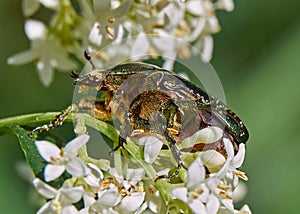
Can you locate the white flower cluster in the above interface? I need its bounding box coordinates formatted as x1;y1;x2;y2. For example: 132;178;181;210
8;0;235;86
34;134;164;213
33;126;251;213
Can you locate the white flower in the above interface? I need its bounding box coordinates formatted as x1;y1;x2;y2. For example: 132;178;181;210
33;178;84;214
12;0;236;86
35;134;90;182
110;168;145;190
172;136;250;214
172;157;220;214
7;19;77;86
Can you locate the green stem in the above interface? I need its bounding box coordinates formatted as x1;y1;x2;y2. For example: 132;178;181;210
0;112;60;128
0;112;119;143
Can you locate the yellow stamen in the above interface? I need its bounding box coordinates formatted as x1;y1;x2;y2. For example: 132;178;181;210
217;184;231;191
107;18;115;23
105;26;115;38
219;191;233;200
236;170;248;181
50;157;60;162
59;148;64;157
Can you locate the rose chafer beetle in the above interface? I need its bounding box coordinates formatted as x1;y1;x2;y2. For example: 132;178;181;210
33;51;249;178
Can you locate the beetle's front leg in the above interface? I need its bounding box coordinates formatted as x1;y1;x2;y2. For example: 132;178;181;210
31;98;111;136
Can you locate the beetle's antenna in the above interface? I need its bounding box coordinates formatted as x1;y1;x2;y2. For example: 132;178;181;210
84;50;96;70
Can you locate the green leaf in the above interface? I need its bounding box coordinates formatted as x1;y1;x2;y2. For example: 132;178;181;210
0;125;45;178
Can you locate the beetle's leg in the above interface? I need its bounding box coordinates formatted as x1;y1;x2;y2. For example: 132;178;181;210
31;98;111;136
112;112;133;151
154;130;185;180
132;112;184;179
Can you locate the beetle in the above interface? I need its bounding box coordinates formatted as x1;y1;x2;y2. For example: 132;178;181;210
33;51;249;177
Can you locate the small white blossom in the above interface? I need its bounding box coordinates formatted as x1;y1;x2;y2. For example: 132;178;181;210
11;0;236;86
172;137;250;214
35;134;90;182
33;178;84;214
7;20;77;86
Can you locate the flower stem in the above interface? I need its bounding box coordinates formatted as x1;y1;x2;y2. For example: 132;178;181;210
0;112;119;143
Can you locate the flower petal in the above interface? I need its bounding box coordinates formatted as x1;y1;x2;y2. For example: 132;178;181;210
60;186;84;203
201;150;226;173
97;187;121;207
216;0;235;12
171;187;187;202
179;127;223;149
187;157;206;189
89;22;103;46
37;60;54;87
186;0;205;16
62;205;79;214
239;204;252;214
66;157;90;177
143;136;163;164
189;199;207;214
120;192;145;212
223;138;234;158
35;140;61;162
25;19;47;40
221;199;234;213
36;201;56;214
130;32;150;61
201;35;213;62
206;194;220;214
7;49;39;65
44;164;65;182
33;178;57;199
232;143;246;168
39;0;60;9
64;134;90;155
126;168;144;181
22;0;40;17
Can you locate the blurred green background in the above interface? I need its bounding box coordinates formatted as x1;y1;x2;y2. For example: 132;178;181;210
1;1;300;213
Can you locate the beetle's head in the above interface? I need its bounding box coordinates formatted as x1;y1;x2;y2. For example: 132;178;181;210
70;70;105;88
